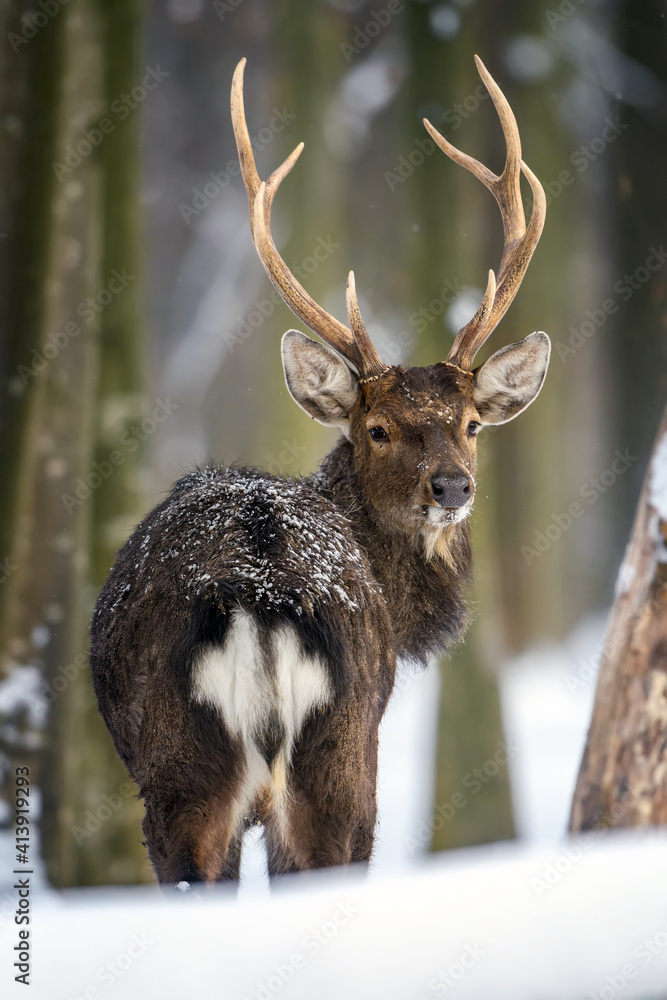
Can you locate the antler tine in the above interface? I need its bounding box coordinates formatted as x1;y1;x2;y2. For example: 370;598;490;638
230;57;263;243
482;158;546;353
423;55;546;370
231;58;385;377
345;271;365;340
446;269;497;366
345;270;387;377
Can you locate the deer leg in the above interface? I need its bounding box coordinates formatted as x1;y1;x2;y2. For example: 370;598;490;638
142;788;244;886
217;831;243;882
264;703;381;875
264;788;377;876
264;819;300;877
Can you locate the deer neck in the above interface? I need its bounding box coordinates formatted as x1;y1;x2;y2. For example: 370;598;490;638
308;439;472;662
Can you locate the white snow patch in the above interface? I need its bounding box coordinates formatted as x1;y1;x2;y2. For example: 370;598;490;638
614;557;636;597
499;614;606;842
446;287;485;334
373;663;441;871
8;833;667;1000
0;664;45;727
649;428;667;521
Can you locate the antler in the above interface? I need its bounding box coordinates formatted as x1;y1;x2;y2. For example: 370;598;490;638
230;58;386;378
423;54;546;370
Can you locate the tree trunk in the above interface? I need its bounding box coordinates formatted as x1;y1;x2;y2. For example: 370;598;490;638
0;0;103;885
570;402;667;831
0;0;151;887
76;0;152;887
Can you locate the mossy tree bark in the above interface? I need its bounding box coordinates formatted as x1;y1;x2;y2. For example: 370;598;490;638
0;0;69;862
76;0;152;887
0;0;104;886
0;0;151;887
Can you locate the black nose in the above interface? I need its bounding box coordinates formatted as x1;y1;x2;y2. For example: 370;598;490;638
430;475;471;509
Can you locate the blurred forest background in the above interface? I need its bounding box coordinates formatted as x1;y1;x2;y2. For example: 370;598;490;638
0;0;665;887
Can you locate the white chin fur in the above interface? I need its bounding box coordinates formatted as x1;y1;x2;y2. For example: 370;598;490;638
421;498;473;564
425;498;473;527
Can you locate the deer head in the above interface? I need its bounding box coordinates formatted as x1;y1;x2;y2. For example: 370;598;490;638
231;56;549;558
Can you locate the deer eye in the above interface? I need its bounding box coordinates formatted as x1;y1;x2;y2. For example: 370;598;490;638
369;426;388;441
467;421;481;437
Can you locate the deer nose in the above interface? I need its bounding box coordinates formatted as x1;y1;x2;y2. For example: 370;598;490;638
430;474;472;509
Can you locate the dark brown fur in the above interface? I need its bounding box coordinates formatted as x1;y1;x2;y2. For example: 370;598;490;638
90;365;477;885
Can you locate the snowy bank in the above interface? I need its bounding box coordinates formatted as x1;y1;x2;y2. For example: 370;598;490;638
3;832;667;1000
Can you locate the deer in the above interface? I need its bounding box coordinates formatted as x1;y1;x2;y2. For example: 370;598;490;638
90;55;549;887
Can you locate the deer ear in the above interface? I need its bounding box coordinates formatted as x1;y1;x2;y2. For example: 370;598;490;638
281;330;359;431
472;331;550;425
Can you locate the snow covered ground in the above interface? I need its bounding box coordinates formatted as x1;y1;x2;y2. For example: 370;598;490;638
5;832;667;999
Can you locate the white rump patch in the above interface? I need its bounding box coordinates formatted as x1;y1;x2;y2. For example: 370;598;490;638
192;610;332;757
192;611;333;837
